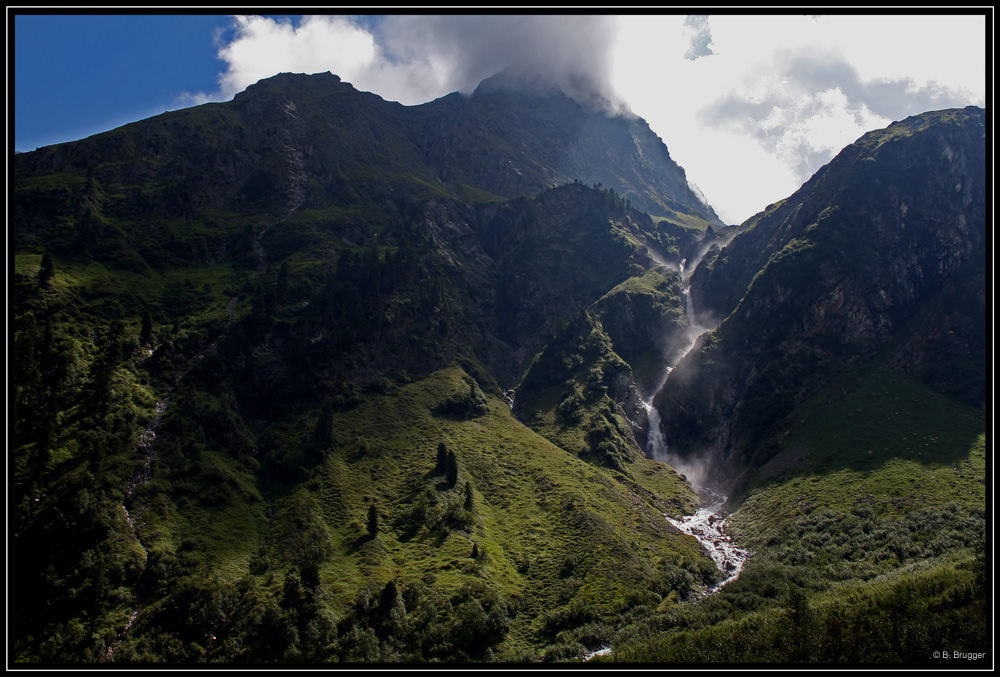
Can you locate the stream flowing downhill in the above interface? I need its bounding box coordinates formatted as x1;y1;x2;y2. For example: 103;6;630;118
645;256;751;592
103;399;166;662
587;254;751;662
103;296;241;662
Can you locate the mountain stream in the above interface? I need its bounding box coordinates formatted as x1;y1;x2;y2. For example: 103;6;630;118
643;257;750;590
583;255;751;662
103;399;166;661
105;297;240;661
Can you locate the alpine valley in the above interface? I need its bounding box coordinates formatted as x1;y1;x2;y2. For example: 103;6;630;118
12;71;987;665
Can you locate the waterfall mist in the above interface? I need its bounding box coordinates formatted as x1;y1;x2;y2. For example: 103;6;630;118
640;255;722;494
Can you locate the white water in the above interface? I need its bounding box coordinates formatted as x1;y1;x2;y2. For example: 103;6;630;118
642;258;713;472
583;647;613;661
664;493;751;592
640;255;749;591
577;251;742;664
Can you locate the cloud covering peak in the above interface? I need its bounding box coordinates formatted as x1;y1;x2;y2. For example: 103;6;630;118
172;13;985;225
185;15;626;114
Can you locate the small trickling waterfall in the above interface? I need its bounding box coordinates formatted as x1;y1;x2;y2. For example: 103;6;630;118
104;398;168;662
106;328;222;661
105;293;243;661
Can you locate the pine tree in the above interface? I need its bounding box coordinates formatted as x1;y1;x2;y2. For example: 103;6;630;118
367;504;378;538
435;442;448;474
140;310;154;347
312;401;334;458
37;252;54;288
446;450;458;488
464;481;474;511
89;320;126;409
14;313;42;443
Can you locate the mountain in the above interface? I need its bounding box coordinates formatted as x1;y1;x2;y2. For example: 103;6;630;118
12;71;727;664
655;106;986;490
425;68;724;225
12;70;986;666
617;106;986;664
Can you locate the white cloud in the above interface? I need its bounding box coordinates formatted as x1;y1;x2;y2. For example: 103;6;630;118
183;14;623;110
683;15;715;60
182;13;986;226
611;14;985;224
177;15;380;105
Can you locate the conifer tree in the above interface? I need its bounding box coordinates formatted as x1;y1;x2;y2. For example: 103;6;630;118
446;450;458;488
140;310;154;347
436;442;448;474
89;320;126;409
312;401;335;458
37;252;54;288
367;504;378;538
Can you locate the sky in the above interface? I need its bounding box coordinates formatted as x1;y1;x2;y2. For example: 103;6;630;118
11;12;989;225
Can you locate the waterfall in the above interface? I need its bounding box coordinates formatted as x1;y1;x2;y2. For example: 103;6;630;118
641;250;750;590
640;256;715;475
643;399;668;462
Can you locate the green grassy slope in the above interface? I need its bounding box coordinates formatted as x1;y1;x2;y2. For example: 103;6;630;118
104;365;719;663
278;367;706;648
604;363;986;665
729;367;985;523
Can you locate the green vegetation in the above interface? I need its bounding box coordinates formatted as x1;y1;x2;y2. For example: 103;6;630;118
612;535;985;663
12;73;985;667
731;367;986;520
602;362;987;665
663;105;985;475
515;311;642;471
12;239;712;662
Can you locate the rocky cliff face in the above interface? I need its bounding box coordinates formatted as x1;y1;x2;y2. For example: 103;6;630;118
656;107;986;484
419;69;723;224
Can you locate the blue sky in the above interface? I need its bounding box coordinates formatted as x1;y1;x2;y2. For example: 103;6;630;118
12;12;988;224
14;14;232;151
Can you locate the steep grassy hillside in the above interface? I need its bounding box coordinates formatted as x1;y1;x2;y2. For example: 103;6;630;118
12;305;717;662
13;70;986;667
604;365;986;664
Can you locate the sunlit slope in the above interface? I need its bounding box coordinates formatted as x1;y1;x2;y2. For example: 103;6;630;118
607;364;986;663
729;363;984;521
258;366;710;651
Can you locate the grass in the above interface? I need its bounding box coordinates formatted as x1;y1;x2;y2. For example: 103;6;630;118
729;366;986;528
15;253;240;327
450;182;508;204
594;265;682;303
258;365;709;653
651;210;719;232
611;549;984;663
597;354;987;665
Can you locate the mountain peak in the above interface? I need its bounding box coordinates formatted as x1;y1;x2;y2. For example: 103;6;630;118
472;67;630;118
473;67;560;95
233;71;347;101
